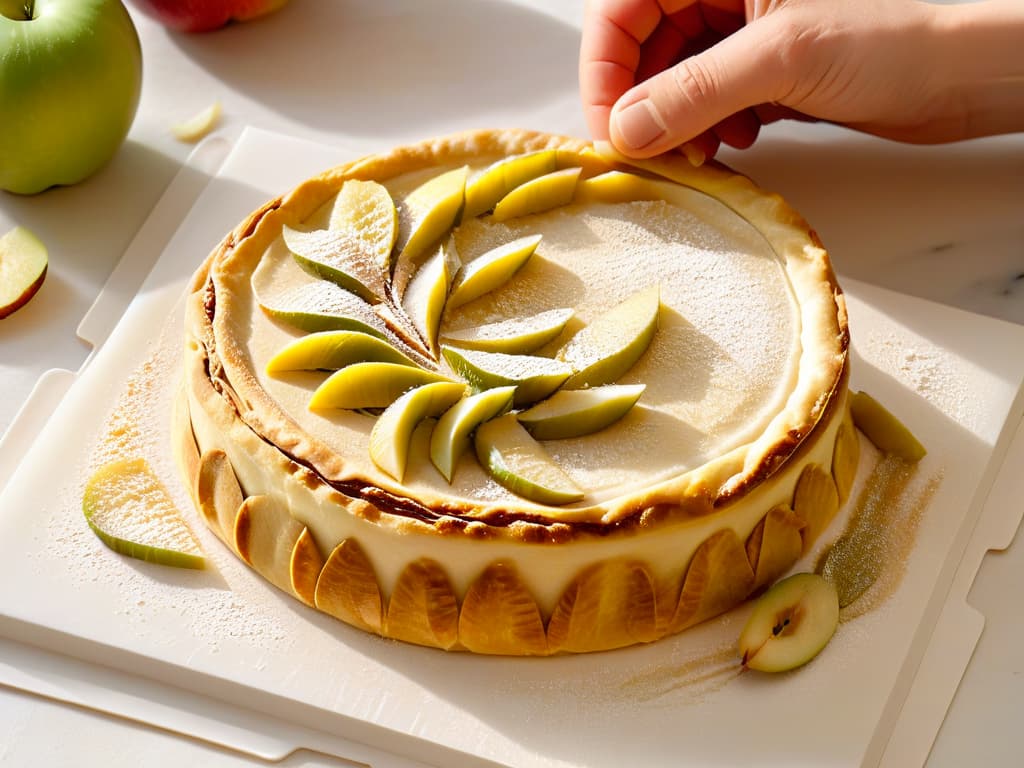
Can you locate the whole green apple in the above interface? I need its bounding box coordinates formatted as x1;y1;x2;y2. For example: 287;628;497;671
0;0;142;195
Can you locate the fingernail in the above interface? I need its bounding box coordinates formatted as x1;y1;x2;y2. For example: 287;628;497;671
614;99;666;151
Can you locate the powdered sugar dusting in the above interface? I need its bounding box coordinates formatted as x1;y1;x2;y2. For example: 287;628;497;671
39;307;296;659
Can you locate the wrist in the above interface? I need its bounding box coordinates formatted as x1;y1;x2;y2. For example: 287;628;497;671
933;0;1024;140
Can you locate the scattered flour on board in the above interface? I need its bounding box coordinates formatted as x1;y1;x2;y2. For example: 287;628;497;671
37;313;295;659
858;327;978;429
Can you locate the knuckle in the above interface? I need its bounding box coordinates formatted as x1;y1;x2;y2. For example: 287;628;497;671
670;57;720;110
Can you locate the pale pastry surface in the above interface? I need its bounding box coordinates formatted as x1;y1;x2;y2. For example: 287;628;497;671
206;129;846;526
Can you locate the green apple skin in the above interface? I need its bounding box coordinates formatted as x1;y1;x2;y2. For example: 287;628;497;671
0;0;142;194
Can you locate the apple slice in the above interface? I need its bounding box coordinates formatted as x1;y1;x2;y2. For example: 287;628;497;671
369;381;468;481
446;234;542;309
491;166;582;222
309;362;455;410
282;225;387;302
171;101;222;143
430;385;516;482
401;237;460;353
441;345;571;406
256;275;388;336
849;390;927;462
265;330;420;374
82;457;205;570
738;572;839;673
557;284;660;388
573;170;664;204
440;307;573;355
0;226;48;319
475;414;584;505
327;179;398;272
395;165;468;264
461;149;558;221
517;384;645;440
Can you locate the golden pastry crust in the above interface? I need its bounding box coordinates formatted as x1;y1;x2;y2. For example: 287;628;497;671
176;129;852;654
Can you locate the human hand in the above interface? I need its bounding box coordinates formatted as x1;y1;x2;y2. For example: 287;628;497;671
580;0;1024;161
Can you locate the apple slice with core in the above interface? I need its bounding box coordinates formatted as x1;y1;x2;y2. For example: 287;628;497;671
310;362;455;410
738;572;839;672
557;284;661;388
171;101;221;143
401;237;460;353
327;179;398;271
446;234;542;309
395;165;468;265
430;385;516;482
491;167;582;222
440;307;574;354
475;414;584;505
0;226;47;319
517;384;645;440
283;225;386;302
441;345;571;406
369;381;468;481
461;149;558;221
82;457;205;570
849;390;927;462
265;330;420;373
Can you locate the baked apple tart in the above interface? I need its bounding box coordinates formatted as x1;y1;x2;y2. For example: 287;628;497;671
175;129;854;655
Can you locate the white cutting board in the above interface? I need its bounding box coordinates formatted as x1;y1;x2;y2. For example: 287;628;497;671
1;128;1023;768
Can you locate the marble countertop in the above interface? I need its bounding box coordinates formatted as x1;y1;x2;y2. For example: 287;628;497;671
0;1;1022;766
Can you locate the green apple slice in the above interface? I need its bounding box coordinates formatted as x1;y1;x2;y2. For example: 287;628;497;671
557;284;661;388
474;414;584;505
573;170;665;204
283;225;387;302
849;390;927;462
461;149;558;221
429;385;516;482
251;250;385;333
517;384;645;440
327;179;398;270
441;345;572;406
446;234;542;310
82;457;205;570
0;225;48;319
310;362;455;410
491;166;582;222
395;165;468;265
738;572;839;673
369;381;468;481
256;279;387;336
266;330;420;374
401;237;460;353
440;307;574;354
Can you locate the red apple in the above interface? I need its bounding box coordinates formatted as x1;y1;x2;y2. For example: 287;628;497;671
130;0;289;33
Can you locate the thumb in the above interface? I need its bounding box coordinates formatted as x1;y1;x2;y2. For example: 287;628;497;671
609;19;789;157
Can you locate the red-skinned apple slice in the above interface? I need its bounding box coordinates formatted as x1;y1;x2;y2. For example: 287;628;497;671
0;226;48;319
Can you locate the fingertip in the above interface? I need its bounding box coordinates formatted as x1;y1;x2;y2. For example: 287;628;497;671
610;96;668;155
